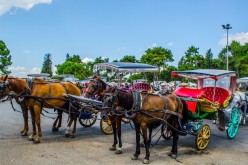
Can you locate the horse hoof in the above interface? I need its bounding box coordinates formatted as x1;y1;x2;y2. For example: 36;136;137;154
28;136;34;141
21;132;28;136
170;154;177;159
65;133;70;138
52;127;59;132
143;159;149;164
131;156;138;160
109;146;116;151
70;134;75;138
33;140;40;144
115;148;122;154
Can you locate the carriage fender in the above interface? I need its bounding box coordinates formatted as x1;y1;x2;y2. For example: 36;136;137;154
224;93;243;125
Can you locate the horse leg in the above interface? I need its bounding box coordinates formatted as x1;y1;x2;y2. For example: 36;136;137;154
70;113;77;138
115;117;122;154
65;114;73;137
168;119;179;159
131;122;141;161
52;109;63;132
109;117;117;151
148;127;153;148
21;103;29;136
33;105;42;144
28;107;36;141
57;110;63;129
52;109;59;132
141;124;150;164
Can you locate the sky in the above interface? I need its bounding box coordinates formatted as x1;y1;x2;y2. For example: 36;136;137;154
0;0;248;77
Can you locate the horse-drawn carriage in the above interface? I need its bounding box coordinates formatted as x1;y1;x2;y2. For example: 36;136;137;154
167;69;247;150
64;62;158;135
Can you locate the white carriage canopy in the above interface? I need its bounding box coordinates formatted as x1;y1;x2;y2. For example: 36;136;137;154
172;69;236;80
237;77;248;83
94;62;159;73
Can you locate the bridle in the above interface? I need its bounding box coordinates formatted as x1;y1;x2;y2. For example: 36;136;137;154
0;79;10;100
86;79;100;98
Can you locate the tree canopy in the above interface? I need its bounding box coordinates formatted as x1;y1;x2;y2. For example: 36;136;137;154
41;53;53;76
0;40;12;75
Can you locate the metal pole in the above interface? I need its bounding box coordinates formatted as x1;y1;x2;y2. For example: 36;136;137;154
222;24;232;71
226;28;229;70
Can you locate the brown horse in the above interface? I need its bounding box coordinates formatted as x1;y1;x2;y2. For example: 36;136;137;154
0;75;31;136
65;76;108;137
0;76;76;137
102;88;188;164
24;78;81;143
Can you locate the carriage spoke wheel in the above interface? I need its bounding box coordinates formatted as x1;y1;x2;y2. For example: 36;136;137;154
100;118;113;135
226;107;240;139
79;113;97;127
195;124;211;150
161;124;172;140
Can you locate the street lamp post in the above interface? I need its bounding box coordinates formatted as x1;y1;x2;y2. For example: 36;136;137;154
222;24;232;70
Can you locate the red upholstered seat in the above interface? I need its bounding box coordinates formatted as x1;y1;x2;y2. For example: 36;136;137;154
202;87;230;106
129;82;152;92
174;87;206;99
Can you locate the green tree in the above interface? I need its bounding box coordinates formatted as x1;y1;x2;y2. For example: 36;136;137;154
205;49;213;69
120;55;138;63
160;65;177;82
67;54;81;63
141;47;174;80
178;46;205;70
66;53;70;61
56;61;93;80
41;53;53;76
0;40;12;75
141;47;174;67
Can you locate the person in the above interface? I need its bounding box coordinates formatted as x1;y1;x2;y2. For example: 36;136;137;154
124;82;129;88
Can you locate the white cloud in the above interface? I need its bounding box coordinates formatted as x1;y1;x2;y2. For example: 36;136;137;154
9;66;41;77
219;32;248;46
0;0;53;16
9;66;25;71
30;67;41;74
82;57;94;63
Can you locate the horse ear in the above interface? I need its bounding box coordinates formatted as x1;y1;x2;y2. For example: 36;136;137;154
3;75;8;81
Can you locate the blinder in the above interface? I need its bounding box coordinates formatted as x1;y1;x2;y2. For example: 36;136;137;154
0;80;9;99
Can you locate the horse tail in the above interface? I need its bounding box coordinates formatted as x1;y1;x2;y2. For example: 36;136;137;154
180;98;188;125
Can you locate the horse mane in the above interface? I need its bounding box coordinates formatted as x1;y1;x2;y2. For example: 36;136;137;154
8;77;31;91
100;79;107;90
32;78;47;83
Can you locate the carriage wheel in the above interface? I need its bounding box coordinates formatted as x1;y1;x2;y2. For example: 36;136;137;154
195;124;211;150
226;107;240;139
78;113;97;127
161;124;172;140
100;118;113;135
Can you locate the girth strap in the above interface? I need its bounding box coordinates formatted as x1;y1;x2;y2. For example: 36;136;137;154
165;110;183;119
158;94;167;110
132;91;141;110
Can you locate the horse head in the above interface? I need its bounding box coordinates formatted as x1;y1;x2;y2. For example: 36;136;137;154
85;75;107;99
0;75;10;100
0;75;31;101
